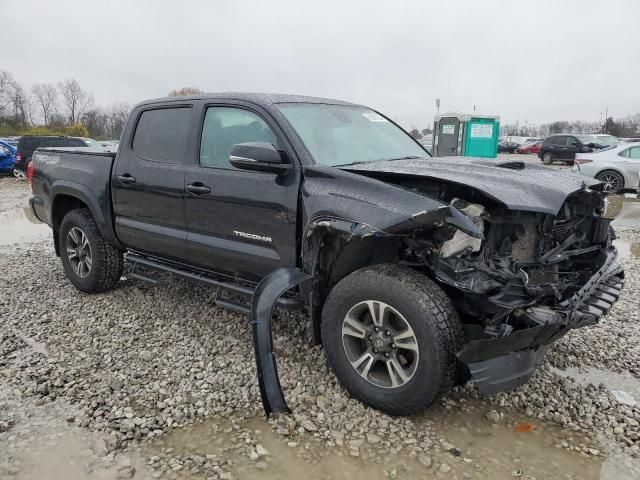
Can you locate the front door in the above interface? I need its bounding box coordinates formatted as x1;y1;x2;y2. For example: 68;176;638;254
183;104;299;282
112;105;196;262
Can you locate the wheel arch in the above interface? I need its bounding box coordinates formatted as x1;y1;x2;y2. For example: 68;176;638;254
302;218;405;344
50;181;123;253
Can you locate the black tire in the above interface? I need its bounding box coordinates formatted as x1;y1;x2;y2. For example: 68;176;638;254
321;264;463;415
541;152;554;165
59;209;123;293
596;170;624;194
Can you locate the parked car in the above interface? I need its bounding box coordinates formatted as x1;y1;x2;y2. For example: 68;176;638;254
573;142;640;194
14;135;103;179
538;134;604;165
592;134;619;147
0;140;17;175
29;93;623;416
0;137;19;148
620;137;640;143
419;134;433;153
497;140;519;153
515;141;542;154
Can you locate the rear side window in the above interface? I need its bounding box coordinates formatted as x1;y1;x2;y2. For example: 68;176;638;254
552;136;566;145
67;139;86;147
132;107;191;162
628;147;640;159
200;107;278;169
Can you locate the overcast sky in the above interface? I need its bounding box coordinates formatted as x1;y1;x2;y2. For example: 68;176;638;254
3;0;639;128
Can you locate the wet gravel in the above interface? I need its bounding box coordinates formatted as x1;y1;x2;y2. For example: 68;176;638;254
1;176;640;479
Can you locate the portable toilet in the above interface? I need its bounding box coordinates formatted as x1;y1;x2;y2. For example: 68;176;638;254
433;112;500;158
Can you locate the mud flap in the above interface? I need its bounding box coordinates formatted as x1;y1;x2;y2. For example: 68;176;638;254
251;268;311;417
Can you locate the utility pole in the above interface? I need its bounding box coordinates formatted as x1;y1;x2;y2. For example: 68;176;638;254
435;98;440;115
604;106;608;133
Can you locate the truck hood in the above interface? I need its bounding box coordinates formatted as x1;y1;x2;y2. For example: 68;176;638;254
341;157;601;215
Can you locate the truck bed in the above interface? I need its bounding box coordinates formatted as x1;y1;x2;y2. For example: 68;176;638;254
30;147;119;246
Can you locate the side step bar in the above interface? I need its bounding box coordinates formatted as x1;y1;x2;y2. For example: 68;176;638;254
126;253;301;309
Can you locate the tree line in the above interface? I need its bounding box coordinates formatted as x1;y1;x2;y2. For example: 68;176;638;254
500;115;640;138
0;70;130;140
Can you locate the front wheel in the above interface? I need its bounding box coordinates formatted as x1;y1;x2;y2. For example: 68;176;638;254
59;209;123;293
541;152;554;165
596;170;624;194
321;264;463;415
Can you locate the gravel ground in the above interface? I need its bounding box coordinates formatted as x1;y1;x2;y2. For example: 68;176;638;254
1;175;640;479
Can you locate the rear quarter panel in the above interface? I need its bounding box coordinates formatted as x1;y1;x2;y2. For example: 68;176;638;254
31;148;120;246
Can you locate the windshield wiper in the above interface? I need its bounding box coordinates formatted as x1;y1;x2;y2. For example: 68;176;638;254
384;155;424;161
334;156;425;167
334;161;372;167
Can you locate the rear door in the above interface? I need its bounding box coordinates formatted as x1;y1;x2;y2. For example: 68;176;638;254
618;146;640;189
182;102;300;282
550;135;568;159
112;104;196;262
565;136;580;160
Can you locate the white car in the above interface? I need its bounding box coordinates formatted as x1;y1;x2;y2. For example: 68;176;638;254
573;142;640;193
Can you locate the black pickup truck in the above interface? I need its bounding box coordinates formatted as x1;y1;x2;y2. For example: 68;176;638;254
29;93;624;416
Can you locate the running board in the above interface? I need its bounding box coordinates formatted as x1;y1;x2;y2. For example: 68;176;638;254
215;299;251;316
125;253;301;309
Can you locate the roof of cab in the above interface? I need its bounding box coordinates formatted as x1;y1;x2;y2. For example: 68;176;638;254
135;92;360;109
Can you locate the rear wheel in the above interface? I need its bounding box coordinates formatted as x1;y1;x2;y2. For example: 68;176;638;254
59;209;123;293
541;152;554;165
12;167;26;180
596;170;624;194
321;264;463;415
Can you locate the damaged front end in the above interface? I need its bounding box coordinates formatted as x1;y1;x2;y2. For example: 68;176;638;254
402;187;624;394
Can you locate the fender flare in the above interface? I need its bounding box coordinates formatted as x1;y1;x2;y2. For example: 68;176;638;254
50;180;123;249
251;267;311;416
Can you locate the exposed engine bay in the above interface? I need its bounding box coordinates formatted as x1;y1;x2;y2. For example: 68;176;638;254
391;176;623;391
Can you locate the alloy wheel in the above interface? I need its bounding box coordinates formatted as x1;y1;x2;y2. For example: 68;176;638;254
341;300;419;389
598;173;621;193
66;227;92;278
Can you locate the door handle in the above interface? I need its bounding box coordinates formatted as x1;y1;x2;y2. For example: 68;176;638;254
186;183;212;195
117;174;136;185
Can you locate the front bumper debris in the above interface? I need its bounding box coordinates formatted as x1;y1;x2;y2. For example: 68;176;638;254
458;246;624;395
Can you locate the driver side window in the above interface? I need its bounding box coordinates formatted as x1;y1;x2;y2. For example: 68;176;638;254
200;107;279;169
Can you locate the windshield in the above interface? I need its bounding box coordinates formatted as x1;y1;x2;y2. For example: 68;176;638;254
277;103;428;166
575;134;600;144
594;135;618;146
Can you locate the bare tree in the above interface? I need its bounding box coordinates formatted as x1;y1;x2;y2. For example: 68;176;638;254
624;113;640;136
106;102;131;139
8;82;34;127
168;87;203;96
32;83;58;125
58;79;94;124
0;70;16;116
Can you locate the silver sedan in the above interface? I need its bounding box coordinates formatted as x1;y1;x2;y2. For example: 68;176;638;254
572;142;640;194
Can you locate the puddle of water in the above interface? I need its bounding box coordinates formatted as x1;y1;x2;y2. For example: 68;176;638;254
144;397;606;479
0;207;50;245
613;239;640;259
416;399;603;479
552;366;640;407
607;194;640;228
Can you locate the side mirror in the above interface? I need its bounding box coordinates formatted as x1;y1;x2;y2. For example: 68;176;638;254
229;142;291;175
